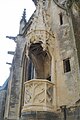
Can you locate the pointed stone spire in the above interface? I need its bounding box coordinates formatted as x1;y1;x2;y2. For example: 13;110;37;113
20;9;27;24
19;9;27;34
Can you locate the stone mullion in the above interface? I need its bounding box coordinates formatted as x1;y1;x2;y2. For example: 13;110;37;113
51;55;55;83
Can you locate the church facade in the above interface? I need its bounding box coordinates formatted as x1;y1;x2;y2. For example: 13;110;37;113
0;0;80;120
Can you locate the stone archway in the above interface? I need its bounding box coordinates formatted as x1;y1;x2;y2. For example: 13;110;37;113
29;42;51;80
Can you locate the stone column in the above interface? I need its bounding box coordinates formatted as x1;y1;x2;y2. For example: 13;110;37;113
51;55;57;109
51;55;55;83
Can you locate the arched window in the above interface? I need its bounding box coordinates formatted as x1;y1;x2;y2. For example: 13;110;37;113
27;58;35;80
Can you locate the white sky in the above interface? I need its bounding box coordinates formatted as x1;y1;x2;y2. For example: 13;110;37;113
0;0;35;86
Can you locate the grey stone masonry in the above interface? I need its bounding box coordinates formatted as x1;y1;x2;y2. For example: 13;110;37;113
21;111;61;120
21;107;80;120
0;90;6;120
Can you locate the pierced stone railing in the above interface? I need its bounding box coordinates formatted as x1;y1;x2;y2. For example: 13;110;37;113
22;79;55;113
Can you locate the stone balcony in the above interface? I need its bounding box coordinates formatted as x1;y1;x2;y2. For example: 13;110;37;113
22;79;55;113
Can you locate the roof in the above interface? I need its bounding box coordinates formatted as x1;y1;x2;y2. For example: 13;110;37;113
0;79;8;91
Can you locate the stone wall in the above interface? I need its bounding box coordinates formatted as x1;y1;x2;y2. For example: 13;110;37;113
71;5;80;67
21;111;60;120
60;106;80;120
21;106;80;120
0;90;6;120
50;0;80;107
4;35;26;120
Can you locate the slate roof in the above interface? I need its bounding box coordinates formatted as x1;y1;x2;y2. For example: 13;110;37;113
0;79;8;91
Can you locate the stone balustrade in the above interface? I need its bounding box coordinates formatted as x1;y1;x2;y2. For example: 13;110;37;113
22;79;55;113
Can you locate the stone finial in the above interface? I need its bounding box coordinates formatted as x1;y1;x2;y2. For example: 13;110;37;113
20;9;27;24
19;9;27;34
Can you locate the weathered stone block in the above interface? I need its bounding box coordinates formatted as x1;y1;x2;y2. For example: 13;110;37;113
21;111;60;120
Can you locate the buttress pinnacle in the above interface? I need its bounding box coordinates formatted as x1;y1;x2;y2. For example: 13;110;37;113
20;9;27;24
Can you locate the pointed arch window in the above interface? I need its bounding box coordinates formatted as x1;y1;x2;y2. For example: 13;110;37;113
28;59;35;80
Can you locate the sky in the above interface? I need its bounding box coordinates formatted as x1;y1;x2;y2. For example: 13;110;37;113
0;0;35;86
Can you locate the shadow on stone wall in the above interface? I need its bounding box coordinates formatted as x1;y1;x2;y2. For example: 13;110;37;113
21;106;80;120
60;105;80;120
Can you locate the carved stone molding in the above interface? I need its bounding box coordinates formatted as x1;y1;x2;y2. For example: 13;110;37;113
26;30;55;52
